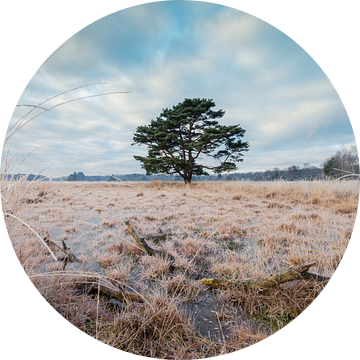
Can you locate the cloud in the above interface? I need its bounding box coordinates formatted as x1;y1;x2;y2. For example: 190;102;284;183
4;1;354;176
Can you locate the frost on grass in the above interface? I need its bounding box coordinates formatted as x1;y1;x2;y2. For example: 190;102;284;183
4;180;359;359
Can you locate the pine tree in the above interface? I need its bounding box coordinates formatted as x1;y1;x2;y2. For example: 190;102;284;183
322;157;335;177
132;98;249;184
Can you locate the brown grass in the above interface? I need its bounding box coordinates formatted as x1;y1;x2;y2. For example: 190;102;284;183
3;179;359;358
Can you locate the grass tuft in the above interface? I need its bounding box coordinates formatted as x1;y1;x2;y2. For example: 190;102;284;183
3;176;358;358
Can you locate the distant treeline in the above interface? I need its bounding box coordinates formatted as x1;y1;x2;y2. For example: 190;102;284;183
4;164;326;182
5;145;358;182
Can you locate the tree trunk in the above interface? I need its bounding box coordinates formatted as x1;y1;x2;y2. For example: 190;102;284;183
201;262;330;289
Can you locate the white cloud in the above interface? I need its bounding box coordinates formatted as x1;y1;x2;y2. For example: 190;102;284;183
3;2;354;176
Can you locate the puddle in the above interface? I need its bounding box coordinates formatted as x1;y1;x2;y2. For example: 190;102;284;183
184;292;224;339
181;290;254;340
44;216;126;261
66;261;103;273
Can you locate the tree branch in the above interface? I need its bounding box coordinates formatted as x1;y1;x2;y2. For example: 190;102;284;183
124;220;175;265
193;148;239;170
201;262;330;289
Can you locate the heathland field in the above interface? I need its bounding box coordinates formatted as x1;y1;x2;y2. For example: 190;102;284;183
3;180;359;359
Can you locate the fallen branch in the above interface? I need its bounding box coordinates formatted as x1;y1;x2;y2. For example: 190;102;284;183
43;234;144;303
124;219;175;265
43;234;80;263
91;277;143;303
298;272;331;282
201;262;330;289
335;173;360;181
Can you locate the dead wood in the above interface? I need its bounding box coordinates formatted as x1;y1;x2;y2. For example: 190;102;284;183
124;219;175;265
43;234;81;263
43;234;144;303
201;262;330;289
43;224;329;303
299;272;331;282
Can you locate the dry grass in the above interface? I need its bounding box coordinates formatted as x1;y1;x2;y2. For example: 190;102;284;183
3;179;359;358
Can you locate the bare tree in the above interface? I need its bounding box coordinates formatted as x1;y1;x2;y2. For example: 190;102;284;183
322;145;359;178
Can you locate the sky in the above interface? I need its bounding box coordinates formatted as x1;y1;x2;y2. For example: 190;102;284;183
4;0;356;177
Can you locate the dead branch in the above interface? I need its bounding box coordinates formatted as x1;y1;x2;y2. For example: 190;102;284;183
43;234;80;263
201;262;330;289
299;272;331;282
124;219;175;265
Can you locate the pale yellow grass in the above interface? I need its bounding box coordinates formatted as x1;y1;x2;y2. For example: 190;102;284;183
3;179;359;358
